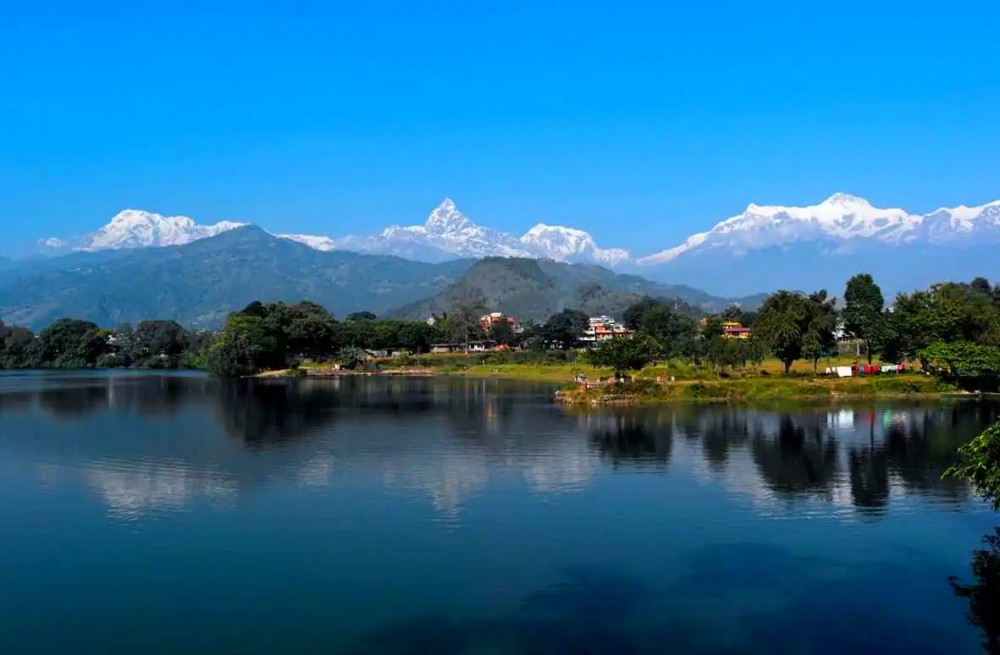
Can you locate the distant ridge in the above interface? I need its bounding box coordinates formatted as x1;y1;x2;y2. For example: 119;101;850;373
3;227;753;330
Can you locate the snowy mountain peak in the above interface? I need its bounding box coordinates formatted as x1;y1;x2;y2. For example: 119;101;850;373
821;192;870;208
638;192;1000;266
523;223;587;239
42;210;245;252
424;198;470;234
519;223;631;266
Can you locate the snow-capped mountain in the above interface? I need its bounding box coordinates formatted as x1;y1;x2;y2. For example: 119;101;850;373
282;199;630;265
637;193;1000;265
41;210;244;252
520;224;631;266
35;193;1000;295
635;192;1000;295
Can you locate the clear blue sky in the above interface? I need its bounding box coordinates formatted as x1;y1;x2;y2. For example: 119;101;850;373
2;0;998;253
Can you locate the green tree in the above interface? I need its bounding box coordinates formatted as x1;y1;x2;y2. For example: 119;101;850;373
488;320;516;347
444;301;487;351
135;320;190;367
76;328;112;367
346;311;377;321
843;273;885;364
946;422;1000;510
972;277;993;296
207;314;276;377
802;290;838;372
336;346;367;370
753;291;812;374
31;318;100;368
543;309;589;350
585;335;659;378
625;300;698;360
918;341;1000;390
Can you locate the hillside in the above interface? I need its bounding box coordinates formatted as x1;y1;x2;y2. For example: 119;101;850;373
0;227;471;329
389;258;764;322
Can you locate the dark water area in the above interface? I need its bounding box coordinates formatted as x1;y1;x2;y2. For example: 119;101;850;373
1;371;999;654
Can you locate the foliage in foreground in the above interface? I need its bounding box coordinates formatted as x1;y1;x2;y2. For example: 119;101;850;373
946;422;1000;511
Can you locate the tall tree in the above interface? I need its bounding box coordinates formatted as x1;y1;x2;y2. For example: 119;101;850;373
972;277;993;296
488;320;516;347
753;291;811;374
543;309;589;350
802;290;838;372
623;299;698;359
843;273;886;364
444;301;487;351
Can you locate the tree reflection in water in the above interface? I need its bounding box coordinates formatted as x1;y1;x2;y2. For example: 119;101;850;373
589;415;672;469
952;528;1000;655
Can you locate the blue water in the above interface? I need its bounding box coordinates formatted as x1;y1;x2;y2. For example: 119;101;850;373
0;371;997;654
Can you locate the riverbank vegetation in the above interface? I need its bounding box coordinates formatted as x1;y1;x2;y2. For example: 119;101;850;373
2;272;999;402
0;318;211;369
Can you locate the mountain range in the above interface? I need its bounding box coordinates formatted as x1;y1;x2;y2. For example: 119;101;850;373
3;227;760;330
36;193;1000;294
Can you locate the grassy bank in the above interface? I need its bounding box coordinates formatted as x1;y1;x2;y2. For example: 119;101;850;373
556;374;957;405
260;352;963;403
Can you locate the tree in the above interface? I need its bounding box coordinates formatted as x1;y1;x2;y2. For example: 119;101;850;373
802;290;838;372
543;309;589;350
918;341;1000;390
946;422;1000;510
972;277;993;296
753;291;811;374
585;335;659;378
625;300;698;360
31;318;100;368
135;320;190;366
488;320;516;347
336;346;367;370
207;314;276;377
346;311;377;321
444;301;487;351
843;273;885;364
76;328;112;367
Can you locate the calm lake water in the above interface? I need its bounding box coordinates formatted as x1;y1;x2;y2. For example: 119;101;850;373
1;371;999;654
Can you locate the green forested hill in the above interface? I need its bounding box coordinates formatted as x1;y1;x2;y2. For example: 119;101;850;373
0;230;762;329
389;257;764;321
0;227;471;329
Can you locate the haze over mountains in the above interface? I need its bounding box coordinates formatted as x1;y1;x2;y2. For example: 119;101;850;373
36;193;1000;294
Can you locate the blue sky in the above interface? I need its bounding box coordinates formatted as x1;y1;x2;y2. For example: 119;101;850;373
2;0;999;254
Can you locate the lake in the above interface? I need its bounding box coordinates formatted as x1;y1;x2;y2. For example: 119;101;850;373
0;371;998;654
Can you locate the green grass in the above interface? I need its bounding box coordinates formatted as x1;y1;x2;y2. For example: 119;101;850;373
281;352;958;404
557;373;955;405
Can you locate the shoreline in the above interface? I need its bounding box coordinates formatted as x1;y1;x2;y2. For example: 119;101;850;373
554;375;963;405
254;365;974;404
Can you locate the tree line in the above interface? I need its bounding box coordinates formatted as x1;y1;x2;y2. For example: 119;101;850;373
587;273;1000;382
0;318;211;369
3;272;999;382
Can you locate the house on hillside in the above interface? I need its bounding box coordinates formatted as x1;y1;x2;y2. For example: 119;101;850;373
701;318;752;339
722;321;751;339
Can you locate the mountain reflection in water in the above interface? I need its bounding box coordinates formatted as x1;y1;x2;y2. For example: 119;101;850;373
0;372;994;521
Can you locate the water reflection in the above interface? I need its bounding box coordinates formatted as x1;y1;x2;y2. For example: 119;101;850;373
588;415;673;469
952;528;1000;655
0;373;996;521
